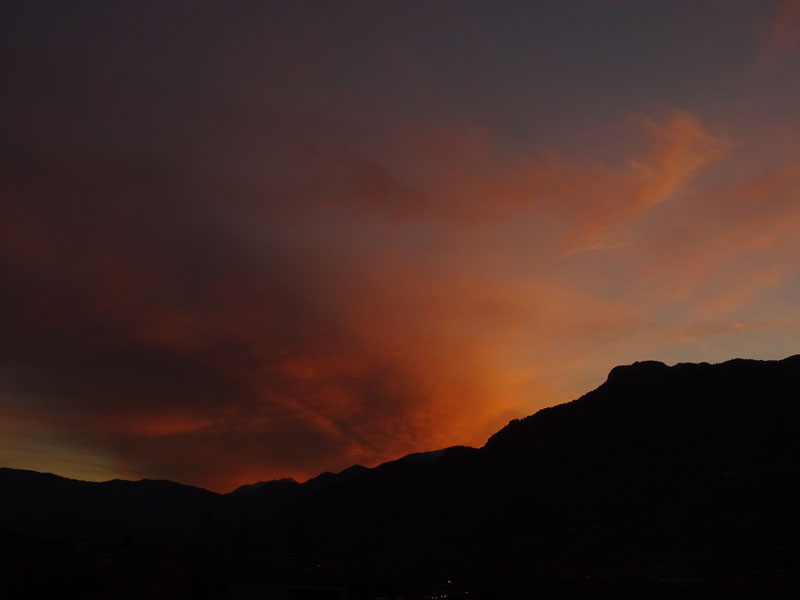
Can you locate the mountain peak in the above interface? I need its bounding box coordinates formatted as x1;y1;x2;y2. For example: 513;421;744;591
605;359;669;384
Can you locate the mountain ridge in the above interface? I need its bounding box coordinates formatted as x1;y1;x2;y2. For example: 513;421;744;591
7;354;798;495
3;354;800;596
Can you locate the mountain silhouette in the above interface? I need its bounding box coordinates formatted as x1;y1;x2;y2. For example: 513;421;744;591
3;355;800;598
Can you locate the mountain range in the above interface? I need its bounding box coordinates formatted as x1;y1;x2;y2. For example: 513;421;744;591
3;355;800;598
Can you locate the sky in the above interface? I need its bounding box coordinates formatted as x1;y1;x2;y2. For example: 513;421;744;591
1;0;799;492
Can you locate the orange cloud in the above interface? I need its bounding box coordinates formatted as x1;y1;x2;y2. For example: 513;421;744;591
1;104;797;492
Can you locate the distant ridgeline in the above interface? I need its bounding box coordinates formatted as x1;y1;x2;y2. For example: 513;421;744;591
3;355;800;597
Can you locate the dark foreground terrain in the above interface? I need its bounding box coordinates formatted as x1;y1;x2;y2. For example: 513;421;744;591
3;356;800;598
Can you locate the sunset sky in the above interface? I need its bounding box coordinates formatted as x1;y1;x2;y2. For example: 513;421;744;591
2;1;799;492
